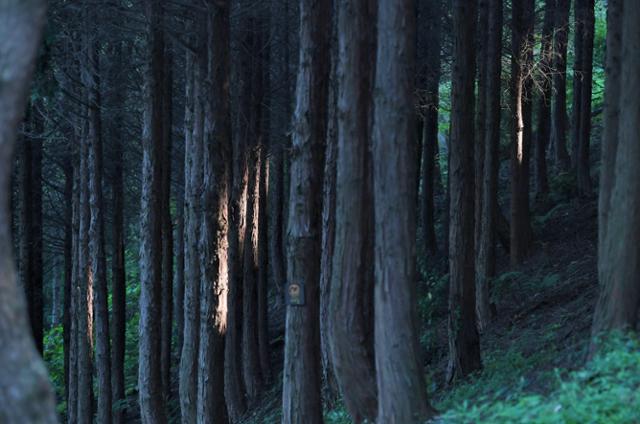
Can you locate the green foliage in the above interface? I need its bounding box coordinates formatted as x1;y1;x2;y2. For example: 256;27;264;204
437;334;640;423
325;402;353;424
43;325;66;415
549;172;577;203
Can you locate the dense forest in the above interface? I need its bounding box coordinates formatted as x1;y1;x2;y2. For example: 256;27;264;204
0;0;639;422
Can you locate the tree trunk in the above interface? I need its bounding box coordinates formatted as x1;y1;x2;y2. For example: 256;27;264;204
328;0;378;421
160;53;174;402
77;87;94;424
576;0;595;197
68;163;80;424
138;0;167;421
257;146;271;384
0;2;57;422
476;0;503;331
535;0;554;196
591;0;640;346
224;40;249;424
372;0;435;421
319;17;339;407
111;96;127;424
180;47;203;424
85;36;112;424
281;0;330;421
421;0;442;256
196;3;232;421
19;107;44;355
509;0;534;266
552;0;571;170
63;160;73;405
447;0;482;383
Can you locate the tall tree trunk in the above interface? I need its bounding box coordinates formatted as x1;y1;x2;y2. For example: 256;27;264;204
476;0;503;331
224;40;249;424
138;0;167;421
421;0;442;256
85;36;112;424
63;160;73;405
320;60;339;408
257;146;271;384
77;91;94;424
180;47;203;424
509;0;534;266
447;0;482;382
576;0;595;197
111;98;126;424
535;0;554;196
20;108;44;354
0;2;57;422
372;0;435;421
160;50;174;402
281;0;330;421
328;0;378;421
68;162;80;424
196;2;232;421
591;0;640;347
552;0;571;170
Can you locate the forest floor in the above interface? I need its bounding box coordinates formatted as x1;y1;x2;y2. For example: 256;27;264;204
243;192;605;423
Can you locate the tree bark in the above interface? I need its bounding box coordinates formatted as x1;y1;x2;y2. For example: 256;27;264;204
447;0;482;382
160;51;174;402
591;0;640;346
111;95;127;424
476;0;503;331
0;2;57;422
180;46;203;424
328;0;378;421
281;0;331;421
552;0;571;170
576;0;595;197
85;35;112;424
138;0;167;421
509;0;534;266
196;2;232;421
534;0;554;196
63;160;73;406
372;0;435;421
421;0;442;256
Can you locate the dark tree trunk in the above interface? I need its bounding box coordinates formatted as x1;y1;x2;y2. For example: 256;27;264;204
281;0;330;421
509;0;534;266
372;0;435;421
328;0;378;421
0;2;57;422
19;108;43;355
196;2;232;420
111;99;127;424
447;0;482;382
160;51;174;402
77;89;94;424
138;0;167;421
421;0;442;256
257;146;271;384
180;47;202;424
591;0;640;348
476;0;503;331
535;0;554;196
68;162;80;424
63;160;73;404
85;37;112;424
552;0;571;170
576;0;595;197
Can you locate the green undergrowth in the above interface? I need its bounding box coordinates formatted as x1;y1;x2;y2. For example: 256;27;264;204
436;334;640;423
324;335;640;424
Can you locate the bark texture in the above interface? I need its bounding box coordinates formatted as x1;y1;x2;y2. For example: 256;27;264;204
281;0;331;421
509;0;534;266
552;0;571;170
138;0;167;421
372;0;435;421
328;0;378;420
0;1;57;422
